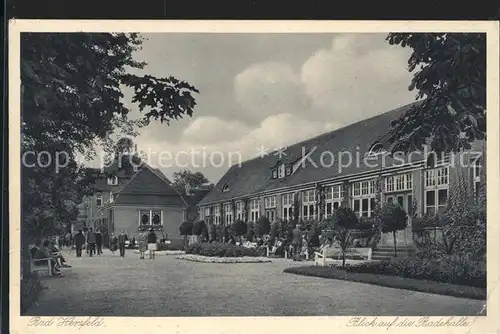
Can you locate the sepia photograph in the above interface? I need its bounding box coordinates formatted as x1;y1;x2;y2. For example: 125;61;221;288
8;20;500;333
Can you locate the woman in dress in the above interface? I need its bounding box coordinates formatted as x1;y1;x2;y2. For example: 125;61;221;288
137;231;147;259
109;233;118;255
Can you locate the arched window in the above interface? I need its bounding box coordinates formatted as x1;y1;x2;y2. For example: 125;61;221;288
367;142;385;157
222;184;230;192
152;212;161;225
141;213;149;225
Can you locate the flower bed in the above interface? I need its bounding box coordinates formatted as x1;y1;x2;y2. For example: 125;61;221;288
185;242;264;257
284;266;485;300
176;254;271;263
133;250;185;256
345;256;486;288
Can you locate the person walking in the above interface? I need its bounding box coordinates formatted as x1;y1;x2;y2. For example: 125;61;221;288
86;228;96;257
74;230;85;258
109;233;118;255
118;230;128;257
95;229;103;255
147;228;157;259
137;231;147;259
292;224;303;261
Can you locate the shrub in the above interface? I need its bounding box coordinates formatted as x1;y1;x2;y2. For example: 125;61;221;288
330;207;358;267
179;221;193;249
345;255;486;288
379;202;408;256
230;220;247;237
157;242;184;251
192;220;207;236
255;216;271;237
269;222;279;243
185;242;261;257
306;224;321;247
246;222;255;241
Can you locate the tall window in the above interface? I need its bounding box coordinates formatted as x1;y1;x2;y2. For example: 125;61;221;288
352;179;377;217
138;209;163;225
204;207;210;220
236;201;244;220
96;194;103;207
224;203;233;224
424;166;449;215
264;196;277;222
302;189;316;220
109;191;114;203
214;205;221;225
107;175;118;185
249;199;260;222
282;193;294;221
325;184;343;218
385;173;413;193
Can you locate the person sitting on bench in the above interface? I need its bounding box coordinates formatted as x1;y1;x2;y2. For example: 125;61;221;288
50;240;71;268
34;240;63;276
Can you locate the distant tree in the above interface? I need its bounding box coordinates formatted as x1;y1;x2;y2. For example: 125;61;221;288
379;203;408;256
269;222;279;243
330;207;358;268
179;221;194;250
386;33;486;154
171;170;210;194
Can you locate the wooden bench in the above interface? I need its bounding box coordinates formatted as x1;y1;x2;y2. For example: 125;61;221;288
30;255;53;276
314;247;372;266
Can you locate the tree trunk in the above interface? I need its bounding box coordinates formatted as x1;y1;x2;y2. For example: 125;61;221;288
393;231;397;257
183;234;188;250
342;252;346;268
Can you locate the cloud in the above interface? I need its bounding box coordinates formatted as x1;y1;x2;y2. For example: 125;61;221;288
180;116;250;144
300;34;415;123
233;62;311;124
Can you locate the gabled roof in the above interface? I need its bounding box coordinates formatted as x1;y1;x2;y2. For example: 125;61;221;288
112;164;187;207
198;102;421;205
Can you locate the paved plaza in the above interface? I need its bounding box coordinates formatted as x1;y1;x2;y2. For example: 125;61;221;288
26;249;485;316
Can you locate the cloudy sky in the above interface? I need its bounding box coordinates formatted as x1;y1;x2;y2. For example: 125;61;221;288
91;33;418;183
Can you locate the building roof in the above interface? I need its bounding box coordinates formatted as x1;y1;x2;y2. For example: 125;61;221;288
198;102;423;205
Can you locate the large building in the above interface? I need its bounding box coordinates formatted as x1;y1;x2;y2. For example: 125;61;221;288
76;161;209;243
197;102;485;247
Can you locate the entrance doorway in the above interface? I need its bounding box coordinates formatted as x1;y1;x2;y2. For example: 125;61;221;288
382;193;413;246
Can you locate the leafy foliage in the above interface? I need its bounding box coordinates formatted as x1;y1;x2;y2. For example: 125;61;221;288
192;220;207;236
179;221;194;236
255;216;271;237
21;32;198;245
387;33;486;154
345;255;486;288
230;220;247;237
329;207;358;267
379;202;408;256
171;170;210;194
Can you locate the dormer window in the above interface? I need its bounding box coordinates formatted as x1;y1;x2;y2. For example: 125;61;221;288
222;184;230;193
107;175;118;185
109;191;114;203
278;164;285;178
272;170;278;179
367;142;386;157
286;166;291;175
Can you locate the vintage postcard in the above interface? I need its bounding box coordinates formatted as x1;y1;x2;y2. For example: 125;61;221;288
8;20;500;334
